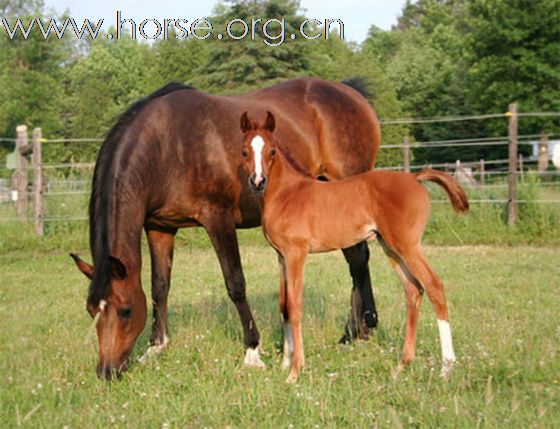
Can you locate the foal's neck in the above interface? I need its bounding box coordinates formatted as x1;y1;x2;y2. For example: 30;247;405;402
266;149;310;198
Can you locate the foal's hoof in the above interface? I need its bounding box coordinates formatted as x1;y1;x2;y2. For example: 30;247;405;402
281;356;292;369
137;337;169;364
391;363;406;379
286;372;299;384
243;347;266;369
440;359;455;379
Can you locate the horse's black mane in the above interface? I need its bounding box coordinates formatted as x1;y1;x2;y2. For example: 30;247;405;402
88;82;193;305
341;76;371;100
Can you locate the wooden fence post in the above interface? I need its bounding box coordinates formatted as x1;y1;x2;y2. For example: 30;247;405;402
15;125;29;217
403;135;410;173
480;159;485;186
508;103;518;227
538;133;549;172
33;128;44;236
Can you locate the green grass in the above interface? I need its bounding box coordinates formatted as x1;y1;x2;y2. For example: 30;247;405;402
1;241;559;427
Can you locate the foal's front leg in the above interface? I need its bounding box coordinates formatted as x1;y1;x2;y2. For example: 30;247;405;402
277;253;292;368
283;249;307;383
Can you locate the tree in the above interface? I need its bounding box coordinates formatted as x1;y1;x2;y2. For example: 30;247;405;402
0;0;71;165
147;37;209;90
195;0;311;93
60;35;150;162
466;0;560;138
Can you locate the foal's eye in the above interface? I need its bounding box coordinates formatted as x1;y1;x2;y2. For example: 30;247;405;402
270;148;276;156
117;307;132;319
242;149;248;158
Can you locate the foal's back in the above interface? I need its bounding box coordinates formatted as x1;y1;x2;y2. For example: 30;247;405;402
265;170;431;253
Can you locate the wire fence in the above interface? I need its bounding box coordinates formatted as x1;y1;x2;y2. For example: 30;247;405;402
1;108;559;232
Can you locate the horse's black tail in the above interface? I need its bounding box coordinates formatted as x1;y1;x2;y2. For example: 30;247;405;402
416;169;469;214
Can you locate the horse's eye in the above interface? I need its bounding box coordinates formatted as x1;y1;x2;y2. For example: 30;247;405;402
242;149;248;158
270;148;276;156
117;307;132;319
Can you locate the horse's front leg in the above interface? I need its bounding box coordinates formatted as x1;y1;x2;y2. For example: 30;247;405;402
284;249;307;383
277;253;292;368
340;241;379;343
203;216;264;368
138;227;177;363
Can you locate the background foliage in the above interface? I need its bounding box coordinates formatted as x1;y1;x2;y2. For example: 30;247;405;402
1;0;558;167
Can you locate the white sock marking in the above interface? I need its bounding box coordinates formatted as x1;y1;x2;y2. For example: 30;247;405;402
137;335;169;364
243;346;266;369
437;319;456;376
250;135;265;185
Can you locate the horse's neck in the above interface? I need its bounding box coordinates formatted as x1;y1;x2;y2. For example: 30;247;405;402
91;187;145;274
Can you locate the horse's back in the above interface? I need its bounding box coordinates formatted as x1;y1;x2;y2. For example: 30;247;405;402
255;77;381;178
116;78;381;228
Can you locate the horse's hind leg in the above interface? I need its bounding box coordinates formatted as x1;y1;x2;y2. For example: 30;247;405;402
397;247;456;377
340;241;378;344
139;227;177;363
203;217;264;368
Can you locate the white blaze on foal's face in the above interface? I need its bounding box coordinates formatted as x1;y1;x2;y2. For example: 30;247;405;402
250;135;265;187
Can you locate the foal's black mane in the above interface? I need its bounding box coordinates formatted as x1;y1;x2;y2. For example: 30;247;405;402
88;82;193;305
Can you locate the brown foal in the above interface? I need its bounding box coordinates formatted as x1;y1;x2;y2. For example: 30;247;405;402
240;111;469;383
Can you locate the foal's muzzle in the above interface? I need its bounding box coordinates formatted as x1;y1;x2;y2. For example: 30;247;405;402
249;175;267;195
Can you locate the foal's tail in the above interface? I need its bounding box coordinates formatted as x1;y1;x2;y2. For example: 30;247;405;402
416;169;469;214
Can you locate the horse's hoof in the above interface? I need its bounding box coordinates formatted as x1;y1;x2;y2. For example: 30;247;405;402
243;347;266;369
137;343;167;364
281;356;291;369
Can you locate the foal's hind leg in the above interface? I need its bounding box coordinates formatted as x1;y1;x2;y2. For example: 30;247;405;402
389;259;423;374
397;247;456;377
340;241;378;343
139;227;176;363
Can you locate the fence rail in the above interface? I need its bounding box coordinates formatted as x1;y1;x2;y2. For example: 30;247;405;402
1;105;559;234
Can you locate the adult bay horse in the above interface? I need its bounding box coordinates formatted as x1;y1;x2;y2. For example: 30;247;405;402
70;77;381;379
240;111;468;383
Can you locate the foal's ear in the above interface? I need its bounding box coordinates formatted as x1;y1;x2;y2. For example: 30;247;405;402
240;111;252;134
265;111;275;133
70;253;94;280
109;256;127;280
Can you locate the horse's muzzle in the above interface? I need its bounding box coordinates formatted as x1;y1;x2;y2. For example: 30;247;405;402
96;359;129;381
249;175;267;195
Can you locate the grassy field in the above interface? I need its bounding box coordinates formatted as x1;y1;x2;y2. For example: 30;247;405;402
1;237;559;428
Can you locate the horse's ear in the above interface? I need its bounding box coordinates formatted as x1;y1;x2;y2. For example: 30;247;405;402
240;111;252;133
109;256;127;280
70;253;94;280
265;111;275;133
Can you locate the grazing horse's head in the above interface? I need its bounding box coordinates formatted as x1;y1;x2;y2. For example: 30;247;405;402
240;111;277;194
70;253;147;380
